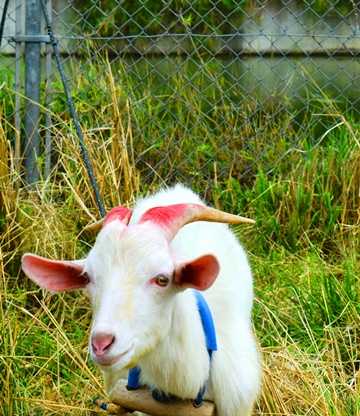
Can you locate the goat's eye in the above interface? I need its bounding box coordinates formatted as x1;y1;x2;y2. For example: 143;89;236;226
154;275;170;287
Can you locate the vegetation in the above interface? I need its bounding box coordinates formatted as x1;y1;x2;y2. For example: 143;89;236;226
0;53;359;415
74;1;355;36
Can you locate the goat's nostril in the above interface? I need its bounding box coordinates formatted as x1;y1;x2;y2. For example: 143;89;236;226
91;333;115;356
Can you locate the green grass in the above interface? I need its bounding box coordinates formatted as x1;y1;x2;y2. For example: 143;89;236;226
0;54;359;414
73;1;354;37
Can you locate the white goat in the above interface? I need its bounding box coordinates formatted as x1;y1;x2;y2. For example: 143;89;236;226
22;184;261;416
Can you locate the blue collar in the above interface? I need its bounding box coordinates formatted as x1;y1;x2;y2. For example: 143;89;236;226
127;290;217;407
193;290;218;354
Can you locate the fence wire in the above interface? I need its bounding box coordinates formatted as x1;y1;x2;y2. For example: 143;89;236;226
1;0;360;200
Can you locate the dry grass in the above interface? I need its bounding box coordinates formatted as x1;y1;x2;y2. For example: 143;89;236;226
0;61;359;415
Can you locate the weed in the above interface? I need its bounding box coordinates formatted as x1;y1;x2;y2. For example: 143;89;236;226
0;56;359;414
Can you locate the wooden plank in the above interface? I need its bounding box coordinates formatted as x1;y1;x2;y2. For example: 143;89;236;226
93;398;129;414
109;380;216;416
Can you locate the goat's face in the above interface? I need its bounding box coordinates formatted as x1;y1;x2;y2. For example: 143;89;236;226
21;203;253;371
84;220;183;370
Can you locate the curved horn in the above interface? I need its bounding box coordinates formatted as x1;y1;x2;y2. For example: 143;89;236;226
82;206;132;234
139;203;255;240
82;218;105;234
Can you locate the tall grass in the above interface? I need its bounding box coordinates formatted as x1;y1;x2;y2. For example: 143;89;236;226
0;57;359;414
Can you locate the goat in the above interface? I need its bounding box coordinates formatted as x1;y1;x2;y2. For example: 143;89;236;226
22;184;261;416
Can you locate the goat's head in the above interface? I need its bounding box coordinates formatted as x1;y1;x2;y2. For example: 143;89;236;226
22;204;254;370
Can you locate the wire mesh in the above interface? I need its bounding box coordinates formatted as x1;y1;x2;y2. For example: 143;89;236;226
0;0;22;170
1;0;360;199
0;0;19;117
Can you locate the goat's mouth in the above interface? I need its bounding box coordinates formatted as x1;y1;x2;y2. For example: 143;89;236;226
92;345;133;368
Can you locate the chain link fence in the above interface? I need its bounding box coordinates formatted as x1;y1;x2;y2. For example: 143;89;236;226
1;1;360;200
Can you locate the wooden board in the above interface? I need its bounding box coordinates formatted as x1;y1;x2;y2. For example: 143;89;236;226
109;380;216;416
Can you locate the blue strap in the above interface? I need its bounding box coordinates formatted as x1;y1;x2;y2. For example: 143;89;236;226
192;290;217;406
193;385;207;408
127;290;217;406
193;291;217;354
126;366;141;390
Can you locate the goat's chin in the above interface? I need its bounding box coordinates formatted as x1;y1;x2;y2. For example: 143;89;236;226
95;336;161;373
94;348;134;371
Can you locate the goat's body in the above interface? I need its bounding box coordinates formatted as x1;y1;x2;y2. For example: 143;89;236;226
23;184;261;416
126;185;261;415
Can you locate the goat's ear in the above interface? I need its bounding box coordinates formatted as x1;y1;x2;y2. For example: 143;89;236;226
174;254;219;291
21;254;88;292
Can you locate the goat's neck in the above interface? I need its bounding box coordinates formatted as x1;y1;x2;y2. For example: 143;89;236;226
138;290;210;399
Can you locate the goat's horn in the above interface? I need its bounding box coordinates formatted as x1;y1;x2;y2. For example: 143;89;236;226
139;203;255;240
82;206;132;234
82;218;104;234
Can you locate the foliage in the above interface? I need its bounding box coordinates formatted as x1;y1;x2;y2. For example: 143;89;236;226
0;54;359;414
74;0;245;36
74;0;354;36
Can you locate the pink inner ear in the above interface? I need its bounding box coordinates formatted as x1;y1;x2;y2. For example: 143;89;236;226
174;254;220;291
22;254;87;292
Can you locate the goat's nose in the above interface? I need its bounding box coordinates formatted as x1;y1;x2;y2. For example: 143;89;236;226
91;333;115;356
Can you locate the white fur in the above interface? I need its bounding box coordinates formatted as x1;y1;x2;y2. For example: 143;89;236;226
85;184;261;415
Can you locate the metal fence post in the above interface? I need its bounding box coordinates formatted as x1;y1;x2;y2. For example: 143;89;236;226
44;0;52;178
14;0;22;173
24;0;41;184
